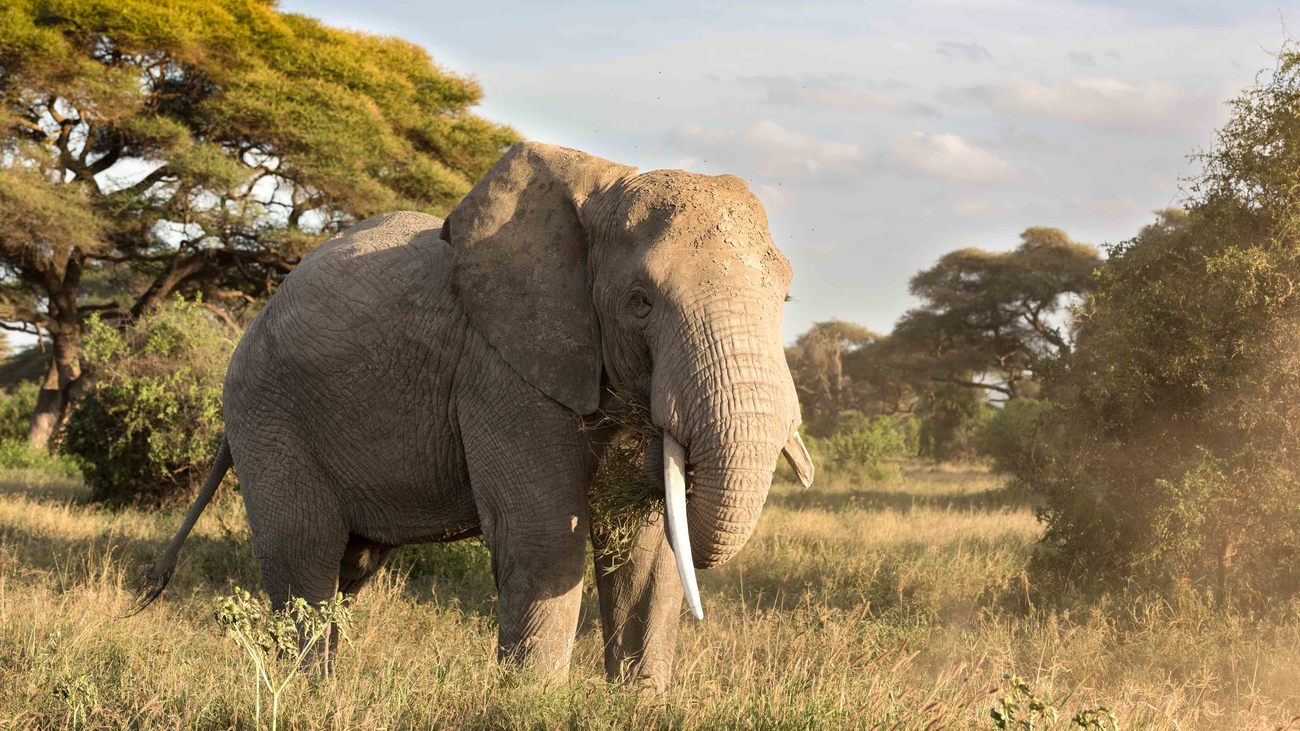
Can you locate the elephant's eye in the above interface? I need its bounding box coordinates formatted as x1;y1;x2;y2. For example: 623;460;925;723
628;291;653;319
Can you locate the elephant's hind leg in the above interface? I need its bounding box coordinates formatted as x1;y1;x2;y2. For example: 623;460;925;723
242;476;350;671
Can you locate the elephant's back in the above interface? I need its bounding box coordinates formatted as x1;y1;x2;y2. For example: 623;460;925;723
260;211;453;367
223;211;479;540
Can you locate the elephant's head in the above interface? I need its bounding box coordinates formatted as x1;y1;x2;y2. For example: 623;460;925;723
442;141;814;616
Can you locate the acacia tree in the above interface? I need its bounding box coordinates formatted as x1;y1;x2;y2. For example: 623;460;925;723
0;0;517;448
785;320;879;432
890;227;1100;400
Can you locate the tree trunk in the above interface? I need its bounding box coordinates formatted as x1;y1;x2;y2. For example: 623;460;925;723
27;267;84;452
27;322;82;451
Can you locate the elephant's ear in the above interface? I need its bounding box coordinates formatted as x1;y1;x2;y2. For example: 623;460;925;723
442;141;634;415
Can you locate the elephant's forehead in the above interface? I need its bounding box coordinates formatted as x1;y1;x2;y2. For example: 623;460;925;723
645;245;791;293
622;170;770;242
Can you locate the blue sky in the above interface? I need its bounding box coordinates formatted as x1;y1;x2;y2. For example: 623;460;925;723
283;0;1291;341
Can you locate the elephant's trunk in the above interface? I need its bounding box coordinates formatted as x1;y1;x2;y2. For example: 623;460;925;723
651;296;803;579
680;417;791;568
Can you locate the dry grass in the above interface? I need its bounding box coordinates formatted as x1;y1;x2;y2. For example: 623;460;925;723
0;465;1297;728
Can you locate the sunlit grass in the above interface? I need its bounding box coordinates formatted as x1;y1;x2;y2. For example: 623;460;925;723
0;464;1296;728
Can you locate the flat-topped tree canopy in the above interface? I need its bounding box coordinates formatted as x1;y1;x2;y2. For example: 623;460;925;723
0;0;518;448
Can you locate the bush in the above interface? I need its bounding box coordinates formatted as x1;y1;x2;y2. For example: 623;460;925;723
916;386;996;462
804;411;909;480
0;380;39;442
977;398;1050;475
1012;48;1300;604
63;300;236;506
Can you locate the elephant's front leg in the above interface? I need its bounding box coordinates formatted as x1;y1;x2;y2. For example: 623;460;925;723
591;512;684;691
460;390;594;677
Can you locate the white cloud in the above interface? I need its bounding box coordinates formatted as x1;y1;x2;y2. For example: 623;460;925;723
950;197;1019;217
739;76;938;115
957;77;1185;129
755;183;793;211
936;41;993;62
1067;50;1098;67
888;132;1019;184
674;120;861;177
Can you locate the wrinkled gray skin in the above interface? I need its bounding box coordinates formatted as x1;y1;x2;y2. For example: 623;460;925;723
157;142;806;688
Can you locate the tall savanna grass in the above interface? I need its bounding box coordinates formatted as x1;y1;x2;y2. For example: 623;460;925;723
0;465;1296;728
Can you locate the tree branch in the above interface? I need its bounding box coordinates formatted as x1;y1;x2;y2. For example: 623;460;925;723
928;374;1014;396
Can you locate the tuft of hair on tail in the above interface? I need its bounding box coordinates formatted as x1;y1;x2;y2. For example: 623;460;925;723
123;565;175;618
120;437;232;619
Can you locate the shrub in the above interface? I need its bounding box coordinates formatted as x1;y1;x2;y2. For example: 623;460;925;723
0;380;39;442
63;300;236;507
805;411;909;480
977;398;1050;475
912;384;996;462
1013;47;1300;604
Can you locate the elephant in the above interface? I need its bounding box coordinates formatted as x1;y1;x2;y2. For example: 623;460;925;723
142;141;815;689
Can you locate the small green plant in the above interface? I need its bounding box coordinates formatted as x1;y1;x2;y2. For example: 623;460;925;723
1070;707;1120;730
990;674;1058;730
51;671;98;729
989;674;1117;730
213;587;352;731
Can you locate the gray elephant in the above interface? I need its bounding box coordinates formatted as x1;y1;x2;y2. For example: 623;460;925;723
143;141;814;688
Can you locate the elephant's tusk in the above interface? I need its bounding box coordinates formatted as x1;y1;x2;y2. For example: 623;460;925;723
664;433;704;621
782;431;815;489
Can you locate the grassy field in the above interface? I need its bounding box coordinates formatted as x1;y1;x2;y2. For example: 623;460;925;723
0;464;1296;729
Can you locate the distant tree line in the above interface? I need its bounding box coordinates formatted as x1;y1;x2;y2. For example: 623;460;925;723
786;227;1100;459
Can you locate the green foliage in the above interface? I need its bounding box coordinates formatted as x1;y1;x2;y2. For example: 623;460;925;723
916;385;996;462
0;437;81;478
804;411;909;480
62;299;235;506
978;399;1051;475
1016;45;1300;604
0;380;38;442
989;674;1117;730
214;586;352;731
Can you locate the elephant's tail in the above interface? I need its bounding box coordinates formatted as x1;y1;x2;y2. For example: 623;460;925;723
125;437;233;617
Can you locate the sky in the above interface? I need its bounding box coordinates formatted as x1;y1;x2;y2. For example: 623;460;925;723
283;0;1292;341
